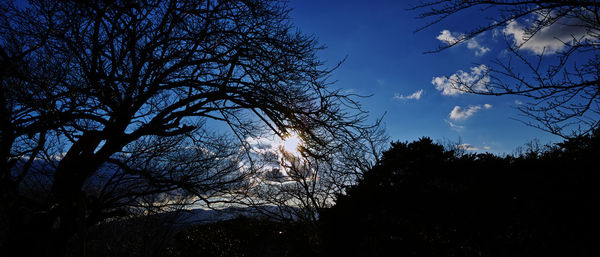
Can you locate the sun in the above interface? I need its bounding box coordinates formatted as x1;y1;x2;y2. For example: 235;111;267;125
281;133;301;155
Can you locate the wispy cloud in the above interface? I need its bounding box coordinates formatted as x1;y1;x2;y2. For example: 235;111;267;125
503;12;592;55
449;104;492;121
467;38;490;56
432;65;490;96
457;143;480;151
437;29;490;56
445;119;465;131
394;89;423;100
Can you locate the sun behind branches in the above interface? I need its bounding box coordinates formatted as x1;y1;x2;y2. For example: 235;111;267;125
281;133;302;155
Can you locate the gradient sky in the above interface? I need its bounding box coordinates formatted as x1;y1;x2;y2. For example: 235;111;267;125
288;0;564;154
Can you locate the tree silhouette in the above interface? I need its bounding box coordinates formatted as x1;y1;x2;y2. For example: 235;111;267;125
0;1;375;256
411;1;600;137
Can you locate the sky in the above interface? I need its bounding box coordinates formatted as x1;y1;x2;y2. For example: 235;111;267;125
287;0;564;154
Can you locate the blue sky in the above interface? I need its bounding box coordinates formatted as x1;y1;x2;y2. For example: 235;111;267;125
288;0;563;154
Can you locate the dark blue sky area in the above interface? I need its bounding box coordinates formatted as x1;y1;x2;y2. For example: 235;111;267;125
289;0;562;154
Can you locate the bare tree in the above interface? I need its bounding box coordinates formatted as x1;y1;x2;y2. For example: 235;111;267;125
0;0;376;256
411;1;600;137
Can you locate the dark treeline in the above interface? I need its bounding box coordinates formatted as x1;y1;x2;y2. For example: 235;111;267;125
320;132;600;257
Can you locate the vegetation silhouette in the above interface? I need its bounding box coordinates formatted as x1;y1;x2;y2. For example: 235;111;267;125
320;133;600;257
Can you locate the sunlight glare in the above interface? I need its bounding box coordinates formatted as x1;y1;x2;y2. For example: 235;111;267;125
282;133;301;155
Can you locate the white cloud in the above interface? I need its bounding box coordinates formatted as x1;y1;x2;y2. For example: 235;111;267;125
432;65;490;96
503;12;593;55
449;104;492;121
515;100;524;105
394;89;423;100
450;105;481;121
437;30;490;56
437;29;462;45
